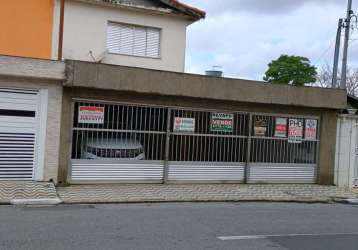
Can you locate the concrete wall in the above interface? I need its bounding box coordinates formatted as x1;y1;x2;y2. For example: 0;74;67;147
0;56;65;80
335;115;358;188
0;56;65;183
57;87;340;185
0;77;63;183
62;0;190;72
66;61;347;110
318;110;339;185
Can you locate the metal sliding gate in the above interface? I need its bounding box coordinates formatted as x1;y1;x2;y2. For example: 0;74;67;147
167;109;248;183
70;100;320;184
71;101;167;183
0;89;39;180
248;115;319;183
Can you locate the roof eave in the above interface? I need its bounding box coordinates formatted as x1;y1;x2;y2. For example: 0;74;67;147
75;0;204;21
159;0;206;20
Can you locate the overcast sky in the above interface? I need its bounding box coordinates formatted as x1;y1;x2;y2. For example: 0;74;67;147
183;0;358;80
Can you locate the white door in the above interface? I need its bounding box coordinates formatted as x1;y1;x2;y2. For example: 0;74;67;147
0;89;39;180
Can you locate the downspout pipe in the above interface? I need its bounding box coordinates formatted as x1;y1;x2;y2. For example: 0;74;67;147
57;0;65;61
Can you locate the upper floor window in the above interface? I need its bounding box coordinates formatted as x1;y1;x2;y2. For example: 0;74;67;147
107;22;161;58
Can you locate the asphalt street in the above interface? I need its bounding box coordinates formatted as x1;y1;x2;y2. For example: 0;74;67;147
0;202;358;250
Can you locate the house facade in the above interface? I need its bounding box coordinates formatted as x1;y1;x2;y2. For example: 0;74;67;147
0;0;203;71
0;0;348;186
60;0;203;72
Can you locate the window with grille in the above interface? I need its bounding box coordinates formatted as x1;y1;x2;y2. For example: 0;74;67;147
107;22;161;58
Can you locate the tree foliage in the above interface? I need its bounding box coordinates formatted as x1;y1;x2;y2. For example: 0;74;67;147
263;55;317;86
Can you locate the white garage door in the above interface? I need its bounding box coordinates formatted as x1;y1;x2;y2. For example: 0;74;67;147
0;89;39;180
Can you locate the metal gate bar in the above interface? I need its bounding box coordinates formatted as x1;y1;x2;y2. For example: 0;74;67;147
69;99;321;184
248;114;320;183
70;101;166;182
167;108;248;183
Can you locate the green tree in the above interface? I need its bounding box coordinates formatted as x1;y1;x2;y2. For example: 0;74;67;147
263;55;317;86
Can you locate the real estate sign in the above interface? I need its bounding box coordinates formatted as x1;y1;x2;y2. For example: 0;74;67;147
274;118;287;138
254;117;267;136
288;118;303;143
78;106;105;124
173;117;195;133
305;119;318;140
210;113;234;133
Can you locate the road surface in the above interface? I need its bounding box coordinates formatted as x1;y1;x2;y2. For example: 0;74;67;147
0;202;358;250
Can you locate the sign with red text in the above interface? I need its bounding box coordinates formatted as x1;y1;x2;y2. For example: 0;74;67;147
305;119;318;140
288;118;303;143
78;106;104;124
210;113;234;133
173;117;195;133
275;118;287;138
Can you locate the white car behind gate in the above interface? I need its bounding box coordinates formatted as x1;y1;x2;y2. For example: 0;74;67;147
83;138;145;160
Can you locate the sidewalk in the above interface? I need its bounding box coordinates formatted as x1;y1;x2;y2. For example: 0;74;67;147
57;184;358;204
0;181;60;205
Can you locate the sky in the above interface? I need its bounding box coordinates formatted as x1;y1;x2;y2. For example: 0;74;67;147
182;0;358;80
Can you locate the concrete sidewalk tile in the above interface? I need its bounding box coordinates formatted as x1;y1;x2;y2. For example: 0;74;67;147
0;181;61;205
56;184;358;204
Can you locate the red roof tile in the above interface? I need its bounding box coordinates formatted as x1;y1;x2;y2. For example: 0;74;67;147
160;0;206;20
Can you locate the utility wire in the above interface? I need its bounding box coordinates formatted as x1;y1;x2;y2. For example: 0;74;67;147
313;38;336;65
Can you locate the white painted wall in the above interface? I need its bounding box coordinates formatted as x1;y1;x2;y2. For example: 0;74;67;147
62;0;191;72
335;115;358;188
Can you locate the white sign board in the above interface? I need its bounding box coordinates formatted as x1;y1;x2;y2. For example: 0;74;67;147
288;118;303;143
305;119;318;140
78;106;104;124
274;117;287;138
173;117;195;133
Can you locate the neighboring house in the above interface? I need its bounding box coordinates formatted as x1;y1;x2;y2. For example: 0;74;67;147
335;95;358;188
0;0;204;72
0;0;56;59
59;0;205;72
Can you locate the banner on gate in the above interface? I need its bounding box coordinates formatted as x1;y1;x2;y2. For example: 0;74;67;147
275;117;287;138
288;118;303;143
210;113;234;133
173;117;195;133
254;117;267;136
305;119;318;140
78;106;104;124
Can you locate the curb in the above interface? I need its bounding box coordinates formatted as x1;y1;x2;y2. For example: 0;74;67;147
59;198;334;205
343;198;358;205
10;198;63;206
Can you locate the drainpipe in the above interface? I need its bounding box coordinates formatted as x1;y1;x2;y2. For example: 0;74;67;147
57;0;65;61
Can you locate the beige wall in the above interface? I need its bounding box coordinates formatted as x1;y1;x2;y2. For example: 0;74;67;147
0;77;63;183
66;61;347;110
62;0;190;72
